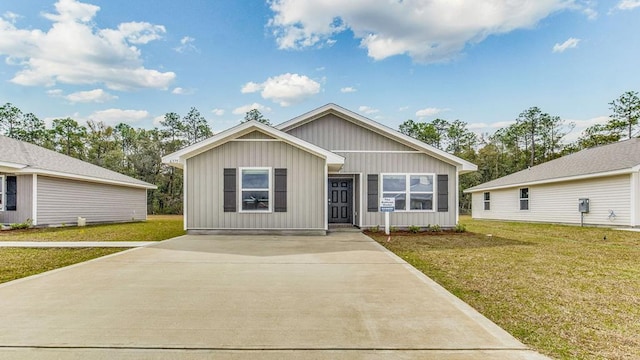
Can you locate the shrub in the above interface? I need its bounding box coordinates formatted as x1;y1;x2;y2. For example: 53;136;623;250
370;225;380;233
454;223;466;233
430;224;442;232
10;218;33;230
408;225;421;233
390;226;399;233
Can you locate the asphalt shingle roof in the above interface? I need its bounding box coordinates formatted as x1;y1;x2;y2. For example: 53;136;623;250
0;135;155;188
466;138;640;192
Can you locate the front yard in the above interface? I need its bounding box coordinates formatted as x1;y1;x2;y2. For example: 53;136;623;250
0;215;184;284
368;217;640;360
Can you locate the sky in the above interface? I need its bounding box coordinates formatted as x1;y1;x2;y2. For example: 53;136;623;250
0;0;639;143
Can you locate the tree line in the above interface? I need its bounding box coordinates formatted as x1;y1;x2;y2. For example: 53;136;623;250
398;90;639;212
0;91;637;214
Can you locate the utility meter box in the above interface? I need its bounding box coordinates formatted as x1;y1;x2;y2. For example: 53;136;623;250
578;198;590;213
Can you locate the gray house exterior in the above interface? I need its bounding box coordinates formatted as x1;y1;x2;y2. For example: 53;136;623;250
163;104;477;234
465;138;640;227
0;135;156;226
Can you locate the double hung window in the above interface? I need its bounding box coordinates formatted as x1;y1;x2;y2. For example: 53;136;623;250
519;188;529;210
381;173;434;211
240;168;271;212
483;192;490;210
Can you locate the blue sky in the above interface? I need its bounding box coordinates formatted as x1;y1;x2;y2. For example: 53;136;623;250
0;0;639;142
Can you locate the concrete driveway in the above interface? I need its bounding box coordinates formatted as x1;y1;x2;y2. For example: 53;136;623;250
0;233;549;359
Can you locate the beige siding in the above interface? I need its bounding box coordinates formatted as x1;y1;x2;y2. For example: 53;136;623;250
286;114;414;151
0;174;33;224
37;176;147;225
237;131;275;140
339;152;457;228
186;140;326;230
471;174;632;226
284;113;458;228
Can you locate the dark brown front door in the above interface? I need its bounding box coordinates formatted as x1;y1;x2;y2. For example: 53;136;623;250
328;179;352;223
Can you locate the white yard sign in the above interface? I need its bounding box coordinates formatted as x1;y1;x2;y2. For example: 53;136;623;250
380;197;395;235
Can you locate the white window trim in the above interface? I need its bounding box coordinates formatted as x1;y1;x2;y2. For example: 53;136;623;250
0;175;4;212
483;192;490;211
519;187;529;211
380;173;435;212
239;167;272;213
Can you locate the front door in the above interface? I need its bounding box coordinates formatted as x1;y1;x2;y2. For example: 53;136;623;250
328;179;352;223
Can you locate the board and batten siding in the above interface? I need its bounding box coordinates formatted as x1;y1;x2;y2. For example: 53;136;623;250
0;174;33;224
284;114;458;228
285;114;415;151
186;140;326;230
37;176;147;225
471;174;632;226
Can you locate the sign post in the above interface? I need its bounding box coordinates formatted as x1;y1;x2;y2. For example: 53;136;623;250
379;197;395;235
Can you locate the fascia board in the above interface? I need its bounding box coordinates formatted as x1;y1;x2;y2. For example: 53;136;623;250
464;168;634;193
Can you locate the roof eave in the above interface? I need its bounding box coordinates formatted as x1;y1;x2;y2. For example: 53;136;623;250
17;168;157;190
161;120;345;168
464;168;635;193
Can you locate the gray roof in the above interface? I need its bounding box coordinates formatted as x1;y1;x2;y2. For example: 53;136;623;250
466;138;640;192
0;135;155;189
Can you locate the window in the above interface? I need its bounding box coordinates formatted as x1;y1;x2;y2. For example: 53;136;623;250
240;168;271;212
0;175;4;211
520;188;529;210
483;192;490;211
381;173;434;211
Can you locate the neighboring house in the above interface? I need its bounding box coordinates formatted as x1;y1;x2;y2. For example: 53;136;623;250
465;138;640;227
163;103;477;235
0;135;156;226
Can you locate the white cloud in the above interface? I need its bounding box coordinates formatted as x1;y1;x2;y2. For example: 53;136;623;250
0;0;175;90
46;89;64;97
152;115;165;127
553;37;580;53
211;108;225;116
232;103;272;115
340;86;357;93
268;0;593;63
174;36;198;53
88;108;149;125
616;0;640;10
416;107;449;117
241;73;321;106
171;87;195;95
3;11;21;23
398;106;409;111
66;88;117;103
358;105;379;114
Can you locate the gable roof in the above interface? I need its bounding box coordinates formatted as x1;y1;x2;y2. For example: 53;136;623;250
276;103;477;173
162;120;345;170
0;136;156;189
466;138;640;192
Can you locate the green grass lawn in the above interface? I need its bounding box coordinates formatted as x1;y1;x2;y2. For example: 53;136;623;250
0;215;185;241
0;215;185;285
0;248;125;284
368;217;640;360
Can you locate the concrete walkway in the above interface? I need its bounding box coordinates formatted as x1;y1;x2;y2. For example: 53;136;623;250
0;233;550;359
0;241;156;247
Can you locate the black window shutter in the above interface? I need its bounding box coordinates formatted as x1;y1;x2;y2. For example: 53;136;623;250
437;174;448;212
274;168;287;212
223;168;236;212
367;174;378;212
6;176;17;211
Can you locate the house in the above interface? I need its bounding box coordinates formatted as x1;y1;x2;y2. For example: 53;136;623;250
0;135;156;227
465;138;640;227
162;103;477;234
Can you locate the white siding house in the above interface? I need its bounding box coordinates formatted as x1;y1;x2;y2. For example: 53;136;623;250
466;139;640;227
0;135;156;226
